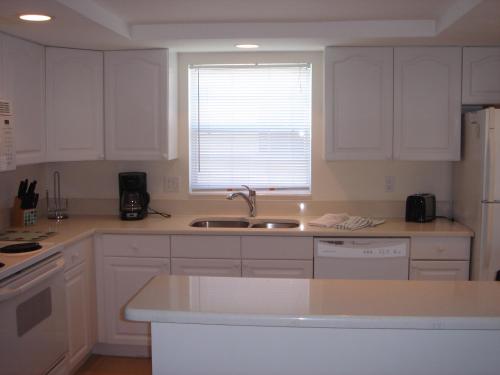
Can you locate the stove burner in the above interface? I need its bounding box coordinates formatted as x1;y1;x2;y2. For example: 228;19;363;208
0;262;4;268
0;242;42;254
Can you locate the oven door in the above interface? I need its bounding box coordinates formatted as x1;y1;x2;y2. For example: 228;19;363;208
0;254;68;375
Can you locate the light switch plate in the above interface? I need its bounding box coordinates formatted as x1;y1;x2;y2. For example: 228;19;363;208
384;176;395;193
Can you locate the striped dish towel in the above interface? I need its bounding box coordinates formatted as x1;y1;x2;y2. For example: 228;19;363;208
334;216;385;231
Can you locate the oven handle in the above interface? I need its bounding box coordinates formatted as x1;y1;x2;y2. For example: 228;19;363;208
0;256;65;301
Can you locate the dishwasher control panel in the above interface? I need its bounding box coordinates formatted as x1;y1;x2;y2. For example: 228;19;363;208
316;238;408;258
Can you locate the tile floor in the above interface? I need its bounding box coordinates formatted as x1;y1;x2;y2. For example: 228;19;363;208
75;355;152;375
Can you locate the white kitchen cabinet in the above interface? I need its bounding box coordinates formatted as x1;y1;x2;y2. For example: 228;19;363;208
1;34;45;165
409;260;469;280
171;258;241;277
101;256;170;345
242;259;313;278
171;235;240;259
409;236;470;281
394;47;461;161
411;236;470;261
63;237;96;373
241;236;313;260
46;48;104;161
65;263;92;371
462;47;500;104
324;47;393;160
100;233;171;258
104;49;177;161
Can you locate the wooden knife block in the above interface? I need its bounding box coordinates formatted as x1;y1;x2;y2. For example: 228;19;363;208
11;197;37;227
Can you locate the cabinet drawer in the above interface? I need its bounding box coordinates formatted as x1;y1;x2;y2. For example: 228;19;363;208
241;236;313;260
410;260;469;281
411;237;470;260
171;258;241;277
171;235;240;259
64;237;92;271
100;234;170;257
242;260;313;278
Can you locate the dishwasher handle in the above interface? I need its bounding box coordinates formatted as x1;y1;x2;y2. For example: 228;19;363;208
0;255;65;301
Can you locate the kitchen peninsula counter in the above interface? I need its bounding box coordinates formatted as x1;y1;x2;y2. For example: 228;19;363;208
125;274;500;375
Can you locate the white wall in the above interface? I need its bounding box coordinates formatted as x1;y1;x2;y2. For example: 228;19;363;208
1;51;453;222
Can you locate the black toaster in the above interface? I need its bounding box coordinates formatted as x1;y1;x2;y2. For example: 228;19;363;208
405;193;436;222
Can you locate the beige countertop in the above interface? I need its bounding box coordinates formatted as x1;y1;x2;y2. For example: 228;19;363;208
125;274;500;330
23;215;473;247
0;215;472;280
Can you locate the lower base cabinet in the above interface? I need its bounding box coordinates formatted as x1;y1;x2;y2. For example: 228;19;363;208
409;260;469;280
65;263;92;371
63;238;96;373
171;258;241;277
101;257;170;346
242;260;313;278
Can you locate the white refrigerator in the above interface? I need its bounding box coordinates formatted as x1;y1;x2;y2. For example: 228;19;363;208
453;107;500;280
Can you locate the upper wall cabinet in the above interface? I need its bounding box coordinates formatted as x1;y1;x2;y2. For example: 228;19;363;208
104;49;177;160
462;47;500;105
324;47;393;160
46;48;104;161
394;47;461;161
2;34;45;165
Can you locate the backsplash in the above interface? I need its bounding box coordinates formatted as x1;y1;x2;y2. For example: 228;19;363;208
0;159;452;226
43;160;452;201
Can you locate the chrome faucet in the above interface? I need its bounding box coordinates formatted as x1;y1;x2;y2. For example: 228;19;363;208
226;185;257;217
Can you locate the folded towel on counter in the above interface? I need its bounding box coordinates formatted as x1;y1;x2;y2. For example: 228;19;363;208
334;216;385;231
309;214;385;230
308;213;350;228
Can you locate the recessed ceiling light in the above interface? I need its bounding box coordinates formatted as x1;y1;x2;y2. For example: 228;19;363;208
235;44;260;49
19;14;52;22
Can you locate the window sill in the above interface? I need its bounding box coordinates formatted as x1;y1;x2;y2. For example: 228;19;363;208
189;190;312;199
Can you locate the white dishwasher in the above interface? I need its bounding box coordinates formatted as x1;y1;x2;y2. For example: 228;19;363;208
314;238;410;280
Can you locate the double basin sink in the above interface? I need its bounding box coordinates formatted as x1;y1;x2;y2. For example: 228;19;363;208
190;218;300;229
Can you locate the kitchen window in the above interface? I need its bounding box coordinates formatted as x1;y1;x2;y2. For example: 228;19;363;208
189;63;312;194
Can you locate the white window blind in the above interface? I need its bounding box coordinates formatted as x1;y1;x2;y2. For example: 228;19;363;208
189;63;312;193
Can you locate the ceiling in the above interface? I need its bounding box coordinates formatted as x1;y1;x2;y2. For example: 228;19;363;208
0;0;499;51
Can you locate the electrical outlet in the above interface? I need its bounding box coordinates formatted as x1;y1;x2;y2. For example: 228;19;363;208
165;176;180;193
384;176;395;193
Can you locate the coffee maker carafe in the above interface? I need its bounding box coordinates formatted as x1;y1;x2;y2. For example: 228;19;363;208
119;172;150;220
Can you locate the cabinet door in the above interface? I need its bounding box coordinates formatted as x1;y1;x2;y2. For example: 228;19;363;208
394;47;461;161
2;34;45;165
409;260;469;280
46;48;104;161
171;258;241;277
105;49;170;160
242;260;313;278
64;262;91;371
463;47;500;104
102;257;170;345
324;47;393;160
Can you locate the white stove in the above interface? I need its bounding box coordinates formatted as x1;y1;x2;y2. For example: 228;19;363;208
0;241;68;375
0;241;58;281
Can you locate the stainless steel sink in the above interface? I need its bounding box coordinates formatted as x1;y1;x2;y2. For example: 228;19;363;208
190;219;250;228
250;221;300;229
190;218;300;229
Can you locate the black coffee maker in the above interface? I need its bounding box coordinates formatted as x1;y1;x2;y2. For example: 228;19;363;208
119;172;150;220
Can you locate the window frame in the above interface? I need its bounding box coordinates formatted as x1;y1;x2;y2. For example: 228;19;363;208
185;53;314;196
